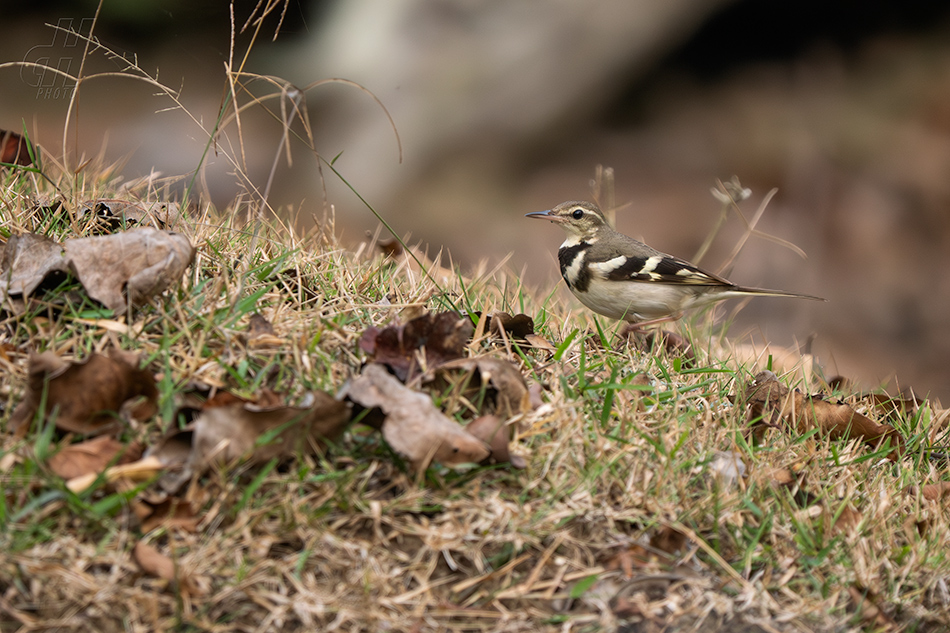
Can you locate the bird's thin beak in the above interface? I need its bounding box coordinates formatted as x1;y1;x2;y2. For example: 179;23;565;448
525;210;563;222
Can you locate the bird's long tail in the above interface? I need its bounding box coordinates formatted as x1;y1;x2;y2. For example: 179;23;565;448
729;285;825;302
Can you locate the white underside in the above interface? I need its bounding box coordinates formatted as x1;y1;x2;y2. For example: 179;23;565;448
572;277;757;322
572;277;688;320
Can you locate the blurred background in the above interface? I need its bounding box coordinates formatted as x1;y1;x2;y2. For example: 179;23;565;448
3;1;950;400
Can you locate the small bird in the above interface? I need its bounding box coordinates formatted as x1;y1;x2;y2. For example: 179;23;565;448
526;200;823;327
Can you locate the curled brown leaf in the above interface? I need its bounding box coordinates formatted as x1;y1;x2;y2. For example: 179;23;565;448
833;505;863;535
47;435;142;480
78;199;186;233
341;363;489;471
134;497;202;534
465;414;526;469
191;390;350;468
742;371;904;459
65;455;164;494
488;312;535;339
10;351;158;436
132;540;201;595
487;311;555;352
649;526;688;555
245;313;285;349
908;481;950;502
0;128;34;166
145;391;348;496
625;327;694;362
425;356;531;421
359;311;473;381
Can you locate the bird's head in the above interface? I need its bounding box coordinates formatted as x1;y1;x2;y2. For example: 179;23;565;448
525;201;609;240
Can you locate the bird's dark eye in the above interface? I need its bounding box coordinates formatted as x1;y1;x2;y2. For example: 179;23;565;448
572;208;584;219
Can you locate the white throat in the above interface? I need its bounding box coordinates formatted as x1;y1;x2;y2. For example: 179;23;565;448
560;233;596;248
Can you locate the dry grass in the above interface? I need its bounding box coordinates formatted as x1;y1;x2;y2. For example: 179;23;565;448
2;160;950;633
3;6;950;632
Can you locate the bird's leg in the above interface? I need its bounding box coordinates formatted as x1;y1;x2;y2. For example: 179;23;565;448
623;311;684;332
616;312;684;351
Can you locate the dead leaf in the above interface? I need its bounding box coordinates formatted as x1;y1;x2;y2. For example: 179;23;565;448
528;382;545;410
132;540;200;595
203;390;253;408
650;526;687;555
133;540;176;579
613;372;652;413
359;311;474;381
524;334;556;351
766;466;795;486
826;375;850;392
848;585;896;631
866;391;923;421
146;427;197;495
764;464;818;507
741;370;904;459
426;356;531;421
625;328;694;362
78;199;148;233
10;351;158;436
191;390;350;468
465;414;526;468
399;303;428;322
26;195;64;222
143;201;186;231
253;387;285;408
0;232;71;299
47;436;142;480
77;199;186;233
341;363;489;471
66;455;163;493
488;312;534;339
0;128;34;166
910;481;950;502
906;515;931;538
376;236;403;258
605;545;657;578
65;228;195;312
833;504;863;535
0;452;18;472
143;391;348;494
134;497;202;533
247;313;275;337
245;313;285;349
0;228;194;312
487;311;556;352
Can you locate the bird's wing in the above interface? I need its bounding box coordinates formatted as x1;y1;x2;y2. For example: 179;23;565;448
589;238;734;287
